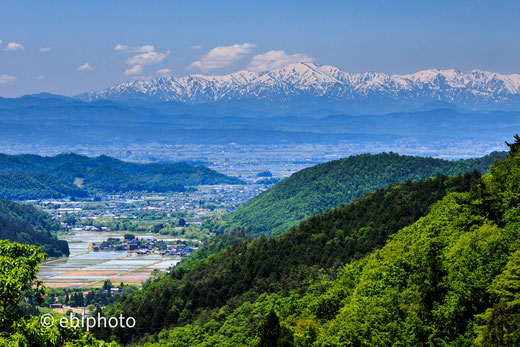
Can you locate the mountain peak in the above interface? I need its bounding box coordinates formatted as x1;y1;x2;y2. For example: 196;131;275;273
75;63;520;110
279;61;320;71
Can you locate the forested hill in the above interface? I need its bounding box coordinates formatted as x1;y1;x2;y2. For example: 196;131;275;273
0;199;68;257
0;153;242;199
208;151;506;237
100;137;520;346
99;170;481;344
0;173;88;200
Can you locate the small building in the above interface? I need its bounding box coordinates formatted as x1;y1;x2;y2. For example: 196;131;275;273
50;302;63;309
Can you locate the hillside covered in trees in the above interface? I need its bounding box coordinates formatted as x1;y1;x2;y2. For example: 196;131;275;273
206;151;506;237
0;153;242;200
96;167;486;344
92;136;520;346
0;172;88;200
0;199;68;257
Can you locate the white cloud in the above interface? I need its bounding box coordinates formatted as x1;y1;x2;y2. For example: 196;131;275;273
115;44;155;53
115;44;170;77
157;68;173;77
248;50;314;72
127;50;170;66
5;42;24;51
0;74;16;84
191;45;202;49
124;64;143;76
188;43;256;71
37;75;44;80
0;40;2;46
39;47;51;53
78;62;93;72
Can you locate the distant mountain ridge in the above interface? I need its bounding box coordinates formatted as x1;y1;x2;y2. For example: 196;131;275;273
1;92;519;146
0;153;242;199
76;63;520;112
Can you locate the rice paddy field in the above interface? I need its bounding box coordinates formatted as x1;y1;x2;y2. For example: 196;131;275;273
38;231;182;288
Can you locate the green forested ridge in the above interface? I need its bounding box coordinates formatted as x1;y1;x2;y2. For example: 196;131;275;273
97;169;482;345
121;137;520;346
0;172;89;200
206;151;506;237
0;153;242;199
0;199;69;256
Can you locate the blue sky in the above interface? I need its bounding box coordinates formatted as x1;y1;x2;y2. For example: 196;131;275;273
0;0;519;97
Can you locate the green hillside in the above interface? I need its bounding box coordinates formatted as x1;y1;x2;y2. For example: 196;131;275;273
0;199;69;257
97;170;482;344
118;137;520;346
0;153;242;199
0;172;88;200
207;151;506;237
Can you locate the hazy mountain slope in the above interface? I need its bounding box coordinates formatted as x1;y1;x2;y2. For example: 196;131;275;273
1;93;520;146
0;199;69;257
207;151;506;237
77;63;520;113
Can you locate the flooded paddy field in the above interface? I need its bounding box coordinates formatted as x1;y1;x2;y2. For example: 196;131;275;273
38;231;182;288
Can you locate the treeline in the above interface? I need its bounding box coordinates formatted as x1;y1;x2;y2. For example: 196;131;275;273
0;153;242;200
206;151;506;237
0;199;69;256
98;170;482;344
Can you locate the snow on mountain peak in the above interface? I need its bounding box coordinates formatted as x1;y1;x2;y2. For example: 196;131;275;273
76;63;520;107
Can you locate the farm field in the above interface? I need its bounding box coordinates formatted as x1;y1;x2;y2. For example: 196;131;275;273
38;231;181;288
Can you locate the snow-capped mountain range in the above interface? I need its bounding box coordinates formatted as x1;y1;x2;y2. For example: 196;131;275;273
77;62;520;112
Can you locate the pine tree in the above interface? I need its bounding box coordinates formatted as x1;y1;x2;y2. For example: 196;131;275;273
253;309;294;347
505;134;520;155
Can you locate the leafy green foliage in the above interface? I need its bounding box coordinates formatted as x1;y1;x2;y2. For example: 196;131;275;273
251;309;294;347
0;240;116;346
0;199;69;257
0;153;242;199
0;240;46;330
209;151;505;237
476;250;520;345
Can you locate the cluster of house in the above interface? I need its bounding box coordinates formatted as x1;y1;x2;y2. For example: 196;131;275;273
92;238;196;257
69;225;111;232
159;244;195;257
